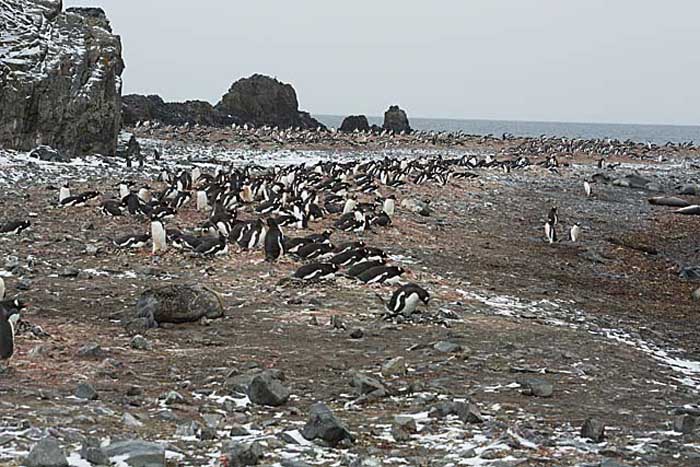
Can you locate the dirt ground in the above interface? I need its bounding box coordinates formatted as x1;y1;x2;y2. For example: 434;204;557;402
1;140;700;467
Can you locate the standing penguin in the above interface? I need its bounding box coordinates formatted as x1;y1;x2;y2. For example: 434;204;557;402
0;298;25;363
570;223;581;242
584;181;592;198
264;218;285;261
382;195;396;216
544;221;557;244
547;206;559;226
151;219;167;254
59;182;71;203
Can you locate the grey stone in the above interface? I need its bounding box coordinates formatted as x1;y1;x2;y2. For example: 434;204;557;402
301;403;353;447
520;378;554;398
433;341;462;353
381;356;407;376
25;437;68;467
581;417;605;442
17;278;32;290
223;441;265;466
74;382;99;400
400;198;432;217
350;457;383;467
58;268;80;278
247;372;290;407
692;288;700;301
77;343;105;358
122;95;239;127
0;3;124;156
163;391;184;405
674;414;697;434
349;328;364;339
281;460;312;467
129;335;152;350
430;400;483;423
350;372;386;396
122;413;143;428
80;438;109;466
680;266;700;281
103;440;165;467
229;424;251;437
391;416;417;442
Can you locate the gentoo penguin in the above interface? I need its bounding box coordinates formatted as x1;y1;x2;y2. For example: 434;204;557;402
100;199;124;217
584;181;592;198
544;221;557;244
342;197;358;215
151;219;167;254
292;263;338;281
382;195;396;216
0;298;25;363
347;260;386;278
674;205;700;215
118;181;132;199
0;220;31;235
137;186;152;204
59;183;71;203
570;223;581;242
356;265;405;285
296;242;335;261
264;218;285;261
547;207;558;226
195;233;229;256
113;232;150;249
330;248;367;267
386;283;430;315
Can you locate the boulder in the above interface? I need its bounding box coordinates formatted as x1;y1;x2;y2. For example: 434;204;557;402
581;417;606;442
29;146;71;163
382;105;411;134
25;437;68;467
0;1;124;156
215;74;325;130
247;372;291;407
121;94;240;127
132;284;224;328
103;440;165;467
301;403;353;447
339;115;370;133
223;441;265;466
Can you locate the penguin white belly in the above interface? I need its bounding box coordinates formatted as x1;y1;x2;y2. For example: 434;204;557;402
151;222;167;254
0;277;5;300
402;293;420;314
215;244;229;256
59;187;70;202
196;191;209;211
383;199;395;216
8;313;19;338
384;274;403;285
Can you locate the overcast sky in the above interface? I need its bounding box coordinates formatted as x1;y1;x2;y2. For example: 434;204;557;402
66;0;699;125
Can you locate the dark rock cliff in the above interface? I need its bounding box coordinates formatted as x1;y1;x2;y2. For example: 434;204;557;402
0;0;125;155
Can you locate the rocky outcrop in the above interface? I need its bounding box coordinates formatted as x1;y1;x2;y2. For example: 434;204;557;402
122;94;240;127
383;105;411;134
0;1;125;156
216;74;325;130
339;115;370;133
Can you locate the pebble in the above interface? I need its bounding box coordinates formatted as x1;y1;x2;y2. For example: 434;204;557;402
248;372;291;407
349;328;364;339
302;403;354;447
674;414;697;434
129;334;152;350
392;416;417;442
77;343;105;359
223;441;264;466
520;378;554;398
381;356;407;376
433;341;462;353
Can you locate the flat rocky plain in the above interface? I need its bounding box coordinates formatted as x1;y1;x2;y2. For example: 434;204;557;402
1;133;700;466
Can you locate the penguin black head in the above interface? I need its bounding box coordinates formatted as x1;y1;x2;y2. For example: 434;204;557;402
0;298;25;318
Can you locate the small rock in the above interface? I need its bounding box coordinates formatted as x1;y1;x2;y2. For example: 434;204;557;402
77;343;105;359
224;441;264;466
163;390;184;405
674;414;697;434
123;413;143;428
692;288;700;301
26;437;68;467
430;400;483;423
229;424;251;437
350;372;386;396
4;256;20;272
58;267;80;278
301;403;354;447
80;438;109;466
129;335;152;350
74;383;99;400
433;341;461;353
17;278;32;290
85;245;100;255
350;457;383;467
103;440;165;467
247;372;290;407
391;416;417;442
520;378;554;398
581;417;605;442
401;198;431;216
349;328;364;339
381;356;407;376
202;413;223;429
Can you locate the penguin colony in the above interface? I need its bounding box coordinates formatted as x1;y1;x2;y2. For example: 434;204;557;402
1;147;603;361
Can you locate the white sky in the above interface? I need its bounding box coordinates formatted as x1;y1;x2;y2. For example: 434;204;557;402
66;0;700;125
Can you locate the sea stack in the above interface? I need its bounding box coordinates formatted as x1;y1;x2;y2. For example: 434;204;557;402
383;105;411;134
339;115;370;133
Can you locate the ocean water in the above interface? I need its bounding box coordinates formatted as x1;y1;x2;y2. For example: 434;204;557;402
315;115;700;145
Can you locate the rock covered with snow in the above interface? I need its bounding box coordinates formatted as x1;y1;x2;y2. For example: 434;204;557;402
121;94;241;127
0;0;124;156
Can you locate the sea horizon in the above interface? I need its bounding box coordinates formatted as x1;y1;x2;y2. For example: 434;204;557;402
315;114;700;145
